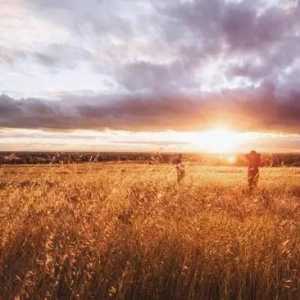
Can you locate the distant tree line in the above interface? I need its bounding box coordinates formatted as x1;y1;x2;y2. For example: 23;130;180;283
0;152;300;167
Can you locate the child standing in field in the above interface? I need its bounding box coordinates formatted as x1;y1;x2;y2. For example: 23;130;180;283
245;150;261;192
174;153;185;183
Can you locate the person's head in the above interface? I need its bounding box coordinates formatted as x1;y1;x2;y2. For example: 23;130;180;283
250;150;257;155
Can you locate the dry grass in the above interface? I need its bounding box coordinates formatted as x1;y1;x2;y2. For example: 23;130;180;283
0;163;299;300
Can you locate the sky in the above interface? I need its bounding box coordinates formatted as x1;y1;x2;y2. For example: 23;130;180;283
1;0;300;153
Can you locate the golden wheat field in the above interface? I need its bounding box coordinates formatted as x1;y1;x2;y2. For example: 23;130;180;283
0;163;299;300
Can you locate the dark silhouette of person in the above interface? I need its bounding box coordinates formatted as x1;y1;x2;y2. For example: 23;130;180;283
245;150;261;191
174;153;185;183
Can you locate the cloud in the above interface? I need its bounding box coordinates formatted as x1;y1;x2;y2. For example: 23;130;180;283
85;0;300;92
1;0;300;92
34;44;93;69
29;0;137;46
1;0;300;140
152;0;300;84
1;82;300;133
117;61;197;92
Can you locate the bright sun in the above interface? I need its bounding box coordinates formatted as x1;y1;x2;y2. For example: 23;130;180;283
195;128;239;153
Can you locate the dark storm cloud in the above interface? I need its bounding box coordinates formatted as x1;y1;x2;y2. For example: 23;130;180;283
1;82;300;133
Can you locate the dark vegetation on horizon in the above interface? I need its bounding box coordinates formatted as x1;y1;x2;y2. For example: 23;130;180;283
1;152;300;167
